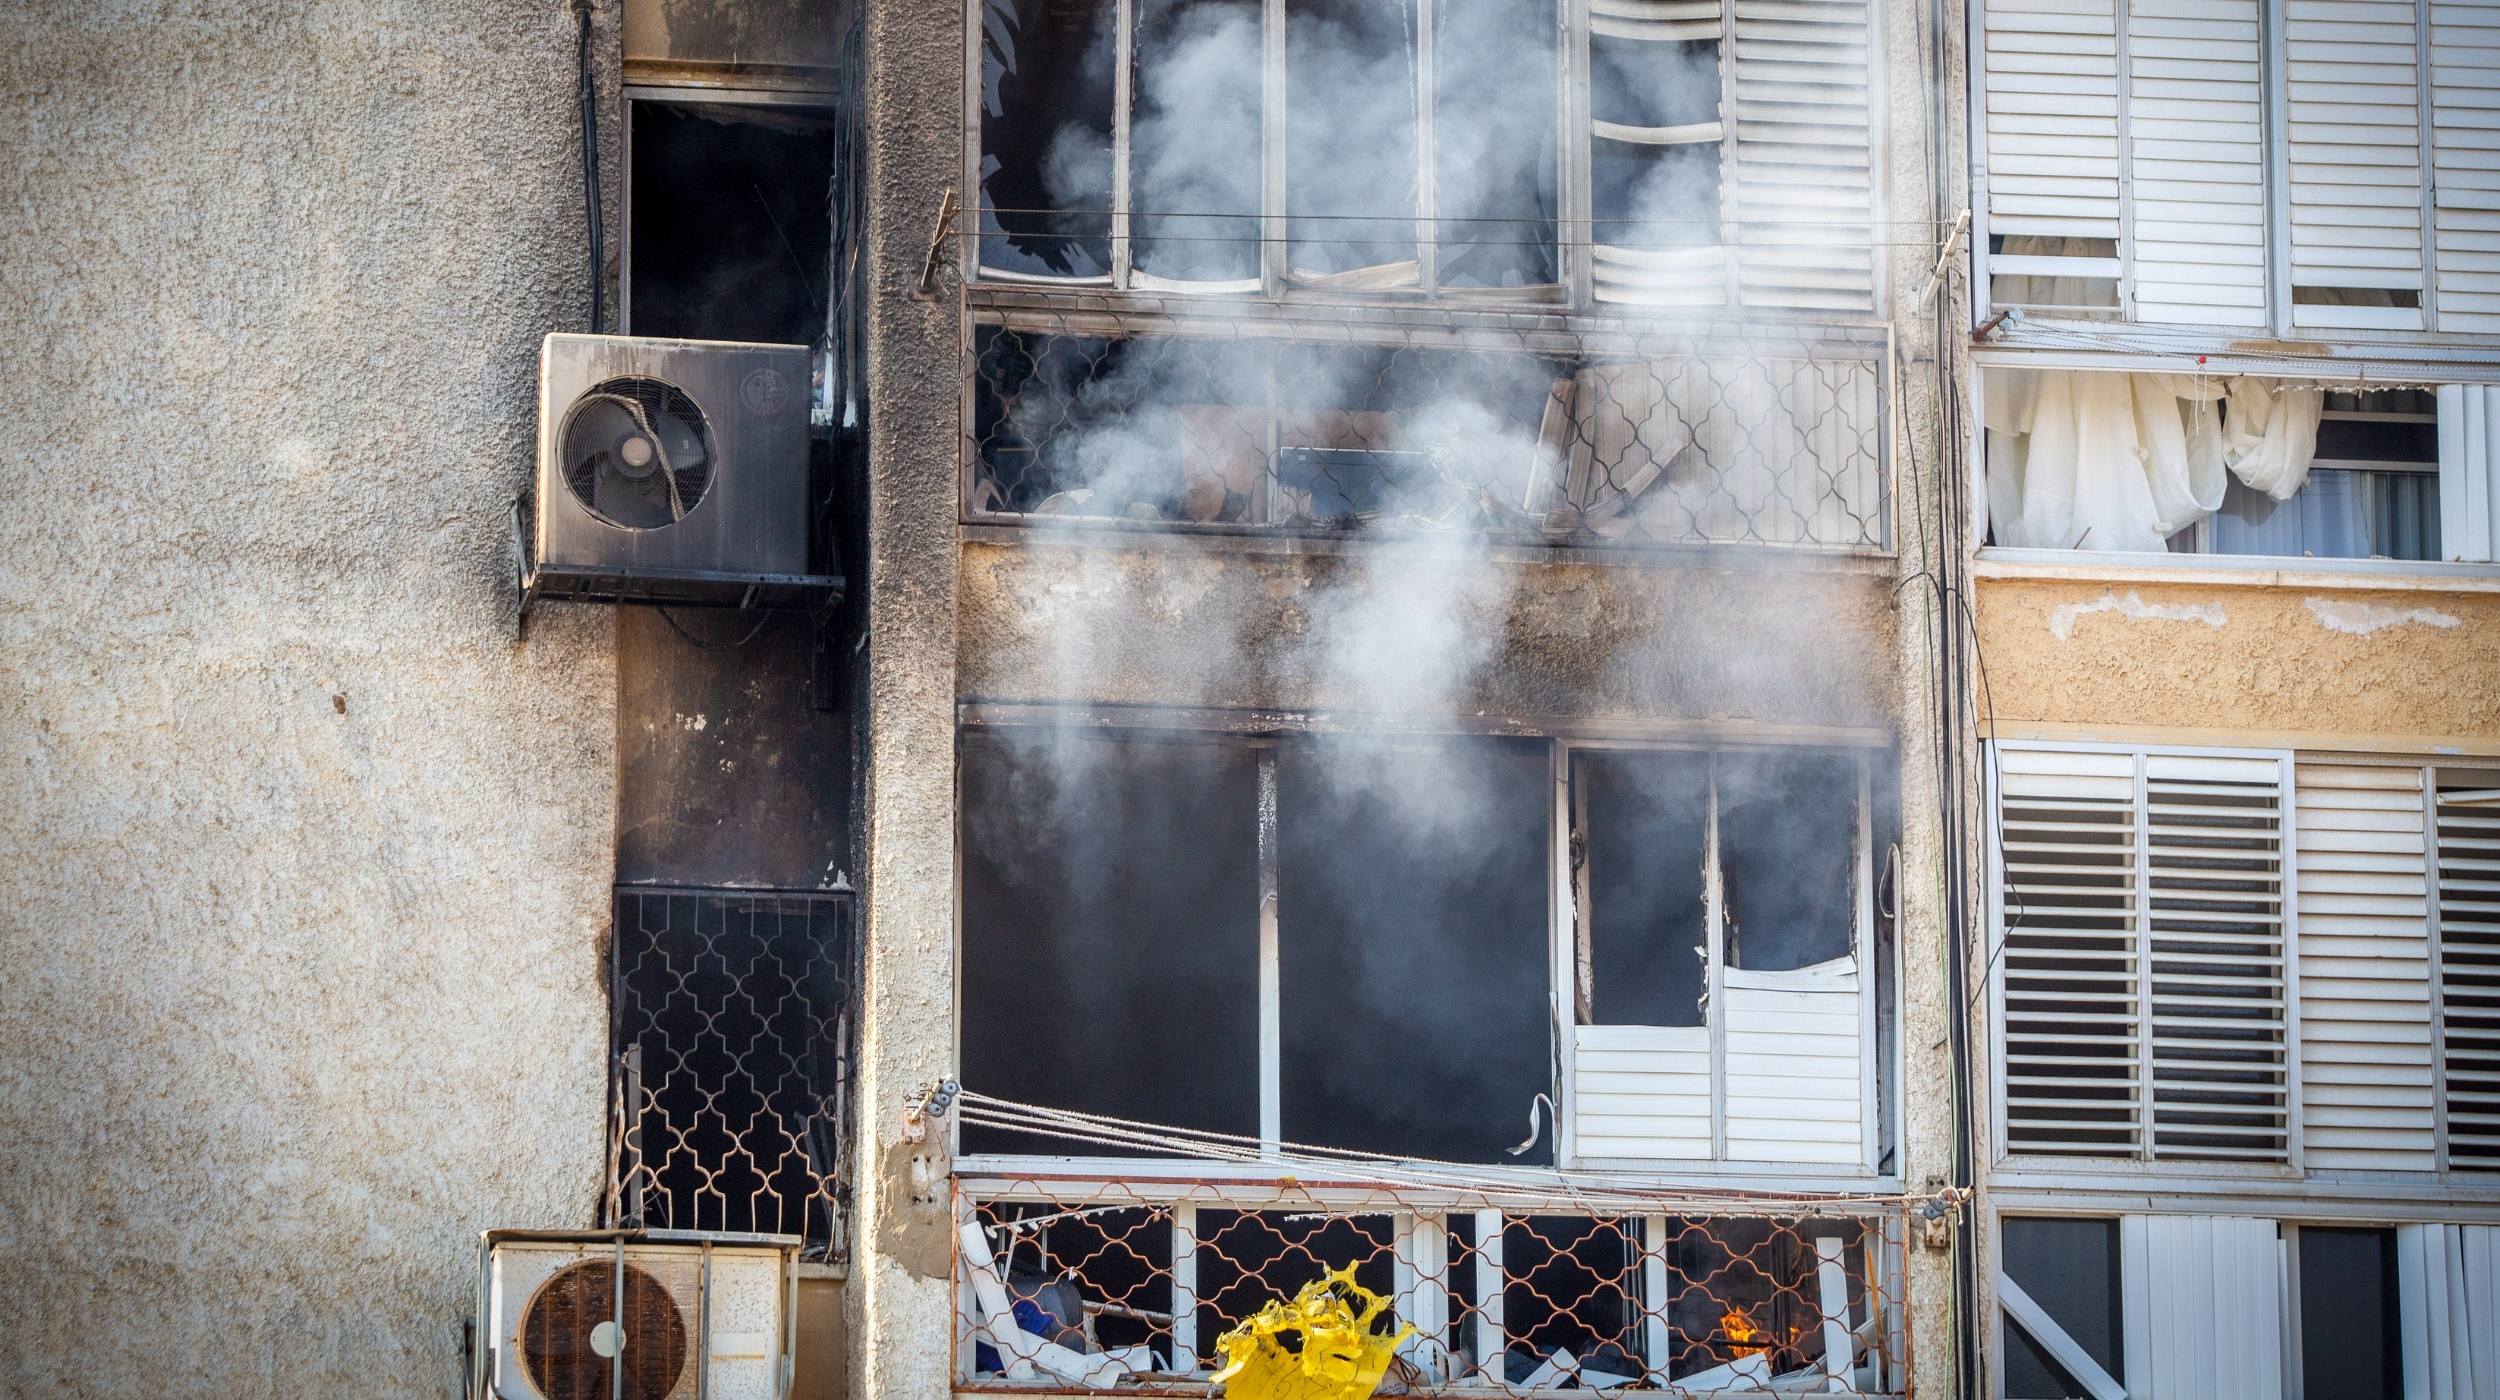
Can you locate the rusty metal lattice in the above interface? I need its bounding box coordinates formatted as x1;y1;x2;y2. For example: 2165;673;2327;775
966;317;1888;551
607;886;856;1257
955;1177;1912;1396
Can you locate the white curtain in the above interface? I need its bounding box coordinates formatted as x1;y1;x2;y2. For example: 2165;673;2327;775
1984;369;2323;551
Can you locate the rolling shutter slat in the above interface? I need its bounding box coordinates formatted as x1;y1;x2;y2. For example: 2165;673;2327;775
2432;0;2500;331
1730;0;1877;311
2440;768;2500;1170
2288;0;2431;327
2128;0;2271;325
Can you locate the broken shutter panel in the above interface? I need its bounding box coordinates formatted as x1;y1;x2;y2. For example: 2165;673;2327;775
1727;0;1876;312
1997;746;2143;1157
2118;1215;2285;1400
1569;1025;1713;1158
2437;767;2500;1168
2431;0;2500;333
2286;0;2432;330
2397;1224;2500;1399
1721;965;1864;1163
2143;753;2289;1162
2293;761;2437;1172
2437;384;2500;566
1593;0;1723;40
2125;0;2269;326
1979;0;2124;293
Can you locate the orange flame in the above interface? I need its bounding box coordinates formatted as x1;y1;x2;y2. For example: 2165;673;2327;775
1721;1306;1766;1358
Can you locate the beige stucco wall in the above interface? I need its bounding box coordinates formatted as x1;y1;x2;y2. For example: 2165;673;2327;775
1975;572;2500;749
0;4;617;1394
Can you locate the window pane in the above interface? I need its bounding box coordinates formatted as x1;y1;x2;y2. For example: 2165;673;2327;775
2207;469;2441;561
1134;0;1264;282
2299;1228;2402;1400
959;732;1261;1154
979;0;1116;278
1434;0;1559;287
1278;738;1553;1163
1286;0;1422;281
1271;342;1563;525
1718;751;1857;971
629;102;836;343
1578;750;1709;1026
1999;1217;2122;1400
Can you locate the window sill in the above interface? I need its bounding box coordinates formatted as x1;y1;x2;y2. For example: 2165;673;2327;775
1974;547;2500;594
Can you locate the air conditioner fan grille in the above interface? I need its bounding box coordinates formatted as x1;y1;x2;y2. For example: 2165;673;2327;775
519;1258;690;1400
560;376;715;531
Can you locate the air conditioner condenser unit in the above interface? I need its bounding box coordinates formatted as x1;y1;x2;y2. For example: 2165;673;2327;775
472;1229;798;1400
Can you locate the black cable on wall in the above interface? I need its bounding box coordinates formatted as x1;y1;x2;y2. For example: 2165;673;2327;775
575;0;606;335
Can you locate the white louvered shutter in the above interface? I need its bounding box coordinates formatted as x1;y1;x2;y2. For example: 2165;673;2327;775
1981;0;2126;296
1996;747;2143;1157
2293;760;2437;1172
2143;753;2289;1162
1588;0;1731;308
2126;0;2270;325
2286;0;2432;329
1728;0;1876;311
2397;1223;2500;1398
2431;0;2500;332
1721;966;1865;1162
2436;767;2500;1168
1570;1024;1713;1158
2119;1216;2285;1400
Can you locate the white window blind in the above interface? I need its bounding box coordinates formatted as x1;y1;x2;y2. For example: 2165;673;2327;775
2129;0;2271;326
2436;767;2500;1168
2286;0;2433;328
1978;0;2125;297
1728;0;1877;312
2293;760;2438;1171
2430;0;2500;333
2397;1223;2500;1398
2438;383;2500;562
1995;744;2291;1162
2118;1215;2286;1400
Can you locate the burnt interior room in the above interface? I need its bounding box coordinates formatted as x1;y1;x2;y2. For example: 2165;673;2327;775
628;98;837;347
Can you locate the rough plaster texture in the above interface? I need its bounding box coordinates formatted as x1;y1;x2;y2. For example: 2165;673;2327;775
849;0;965;1392
1977;577;2500;746
1;4;617;1393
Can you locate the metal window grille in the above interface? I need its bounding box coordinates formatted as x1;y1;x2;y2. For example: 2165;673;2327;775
956;1176;1913;1396
607;886;858;1258
966;315;1888;552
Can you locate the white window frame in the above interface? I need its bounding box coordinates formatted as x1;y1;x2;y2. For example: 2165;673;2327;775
1552;739;1883;1174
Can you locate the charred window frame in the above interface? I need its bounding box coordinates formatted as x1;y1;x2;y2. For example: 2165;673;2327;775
956;727;1554;1168
969;0;1751;304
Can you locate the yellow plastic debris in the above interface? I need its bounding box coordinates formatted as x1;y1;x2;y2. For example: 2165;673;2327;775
1211;1265;1415;1400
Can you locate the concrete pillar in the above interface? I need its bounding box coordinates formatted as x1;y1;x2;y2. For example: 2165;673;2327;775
849;0;968;1395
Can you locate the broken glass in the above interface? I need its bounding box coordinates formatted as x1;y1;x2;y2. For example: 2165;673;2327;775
980;0;1117;278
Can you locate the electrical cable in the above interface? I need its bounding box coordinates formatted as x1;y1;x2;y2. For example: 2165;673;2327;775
575;0;605;336
655;606;776;652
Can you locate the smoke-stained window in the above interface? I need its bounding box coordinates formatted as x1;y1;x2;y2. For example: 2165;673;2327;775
1277;738;1554;1164
1434;0;1562;289
980;0;1118;279
1717;750;1856;971
1132;0;1266;285
1284;0;1422;285
958;732;1263;1155
1575;750;1710;1027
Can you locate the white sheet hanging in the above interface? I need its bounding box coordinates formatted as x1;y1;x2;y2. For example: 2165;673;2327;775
1984;369;2323;551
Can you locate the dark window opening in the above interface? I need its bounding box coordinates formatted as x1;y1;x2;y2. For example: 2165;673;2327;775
1577;750;1710;1026
1502;1217;1648;1380
610;888;854;1251
2299;1227;2402;1400
627;101;834;345
1432;0;1560;287
1278;738;1553;1164
1192;1212;1398;1365
1285;0;1422;282
1133;0;1264;283
975;1203;1179;1372
959;732;1262;1155
1718;751;1858;971
980;0;1117;278
1999;1216;2122;1400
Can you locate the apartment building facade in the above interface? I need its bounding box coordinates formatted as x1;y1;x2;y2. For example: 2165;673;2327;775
1967;0;2500;1392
